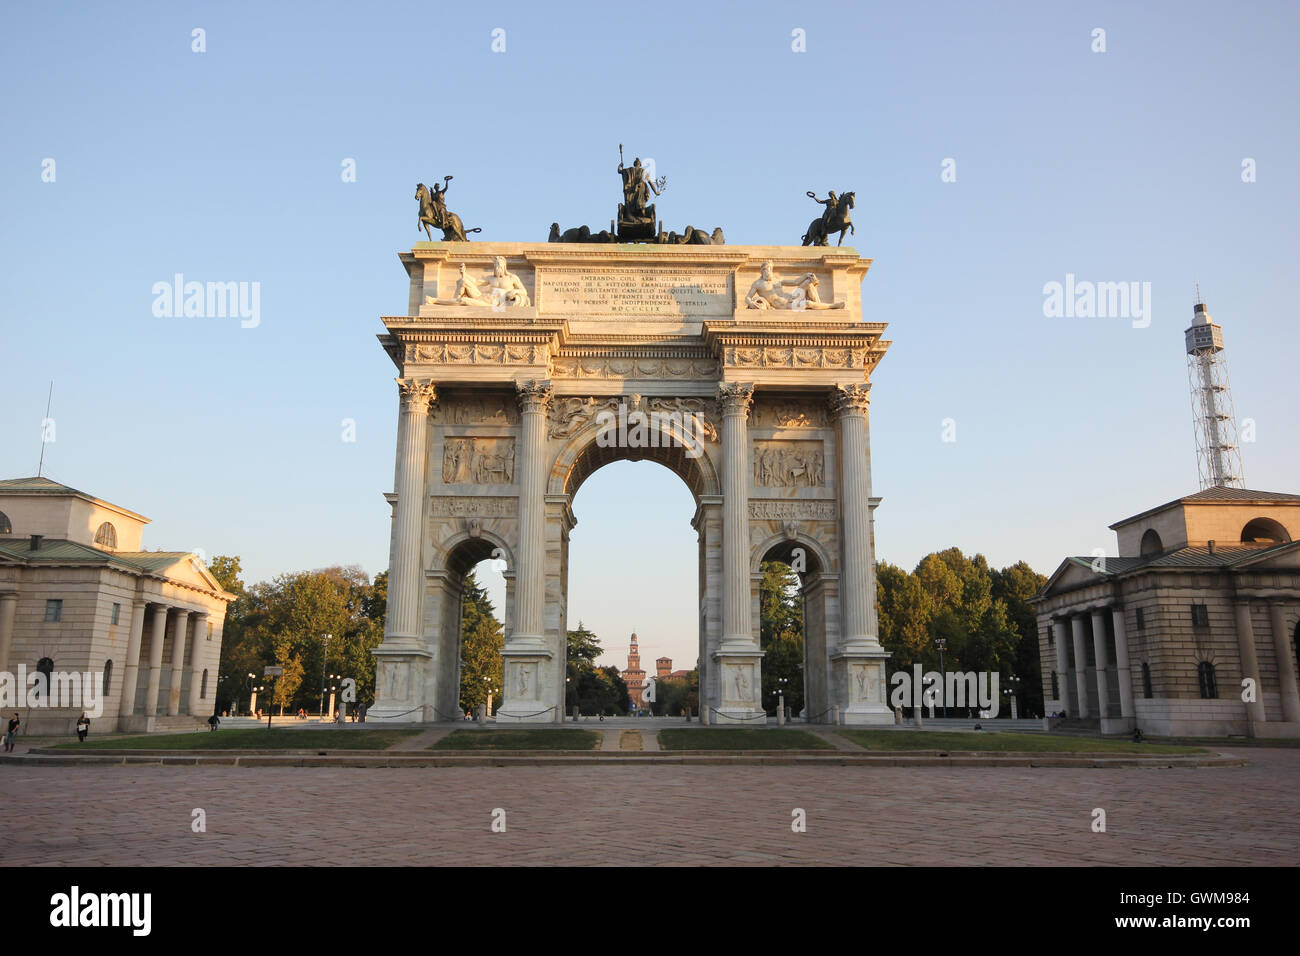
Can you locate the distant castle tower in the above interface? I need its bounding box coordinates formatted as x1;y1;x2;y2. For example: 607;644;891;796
1185;290;1244;489
656;657;672;678
622;633;646;709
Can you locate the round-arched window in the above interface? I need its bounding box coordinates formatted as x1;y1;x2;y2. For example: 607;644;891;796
103;659;113;696
94;522;118;549
0;511;11;534
1241;517;1290;545
1139;528;1163;557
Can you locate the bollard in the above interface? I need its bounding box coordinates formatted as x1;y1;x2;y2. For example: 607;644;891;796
777;694;786;726
572;705;579;722
684;707;691;723
477;704;486;726
701;705;710;726
914;706;924;729
831;704;840;725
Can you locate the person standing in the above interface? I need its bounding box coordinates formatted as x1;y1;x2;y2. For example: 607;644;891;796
75;713;90;742
4;713;20;752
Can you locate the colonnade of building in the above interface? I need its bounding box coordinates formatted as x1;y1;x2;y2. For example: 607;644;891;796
1050;600;1300;725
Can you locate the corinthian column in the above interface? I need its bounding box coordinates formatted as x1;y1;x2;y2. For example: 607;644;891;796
717;382;755;650
833;382;880;650
385;378;436;649
496;380;554;724
511;379;552;648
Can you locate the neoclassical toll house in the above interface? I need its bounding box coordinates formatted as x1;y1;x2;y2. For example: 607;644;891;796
370;242;892;724
0;477;231;734
1034;487;1300;738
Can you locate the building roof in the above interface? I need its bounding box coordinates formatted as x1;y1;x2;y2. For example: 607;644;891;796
0;537;231;599
1110;486;1300;529
1037;539;1300;601
0;475;150;522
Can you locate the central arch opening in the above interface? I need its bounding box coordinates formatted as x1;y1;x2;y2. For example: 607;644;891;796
565;458;700;716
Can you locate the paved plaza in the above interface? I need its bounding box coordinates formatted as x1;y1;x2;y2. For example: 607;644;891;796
2;747;1297;866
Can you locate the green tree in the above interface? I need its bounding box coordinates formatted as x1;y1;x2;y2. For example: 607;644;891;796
458;571;504;715
217;565;386;714
759;561;804;714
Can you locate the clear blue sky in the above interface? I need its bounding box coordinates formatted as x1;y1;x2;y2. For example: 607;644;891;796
3;1;1297;670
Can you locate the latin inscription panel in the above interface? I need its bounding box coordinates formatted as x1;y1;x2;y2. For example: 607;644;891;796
538;266;732;317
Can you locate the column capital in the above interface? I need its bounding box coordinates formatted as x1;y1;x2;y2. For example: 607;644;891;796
396;378;437;412
716;382;755;416
515;378;553;413
831;382;871;417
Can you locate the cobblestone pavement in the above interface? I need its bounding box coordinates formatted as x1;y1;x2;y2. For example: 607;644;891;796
1;749;1296;866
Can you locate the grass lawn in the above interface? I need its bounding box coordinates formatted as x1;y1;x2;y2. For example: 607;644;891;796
51;729;421;751
431;729;601;750
835;730;1205;754
658;728;835;751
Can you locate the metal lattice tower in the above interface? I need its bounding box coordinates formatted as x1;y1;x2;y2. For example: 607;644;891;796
1184;289;1244;489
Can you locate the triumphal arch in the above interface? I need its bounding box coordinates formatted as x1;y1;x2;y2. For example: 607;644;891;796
370;237;892;724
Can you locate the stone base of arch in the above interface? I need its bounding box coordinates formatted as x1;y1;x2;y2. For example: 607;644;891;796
369;648;433;722
494;647;558;723
711;648;766;724
830;649;893;724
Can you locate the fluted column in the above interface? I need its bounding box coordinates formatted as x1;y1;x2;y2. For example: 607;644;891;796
509;380;552;647
1111;607;1135;719
117;599;147;717
0;592;18;678
1070;615;1091;719
187;615;208;715
833;383;880;649
717;383;755;649
145;604;168;715
167;609;189;716
385;378;436;648
1090;609;1111;719
1052;618;1072;711
1268;603;1300;722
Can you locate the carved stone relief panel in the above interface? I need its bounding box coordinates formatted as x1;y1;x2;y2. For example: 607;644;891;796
442;438;516;484
751;397;829;428
753;441;825;487
433;393;519;425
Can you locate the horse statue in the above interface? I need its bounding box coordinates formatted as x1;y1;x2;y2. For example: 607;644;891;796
416;181;481;242
802;191;855;247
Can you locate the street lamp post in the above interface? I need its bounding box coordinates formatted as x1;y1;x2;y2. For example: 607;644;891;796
934;638;948;718
318;633;333;717
1004;674;1021;720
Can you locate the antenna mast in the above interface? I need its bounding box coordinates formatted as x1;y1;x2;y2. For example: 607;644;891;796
37;381;53;477
1184;292;1244;489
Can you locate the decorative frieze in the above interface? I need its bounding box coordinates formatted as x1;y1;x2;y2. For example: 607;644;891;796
725;346;866;369
749;500;836;520
550;356;720;379
406;343;543;365
428;497;517;517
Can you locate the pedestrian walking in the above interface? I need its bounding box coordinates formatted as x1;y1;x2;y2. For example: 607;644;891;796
76;713;90;742
4;713;19;752
207;714;221;732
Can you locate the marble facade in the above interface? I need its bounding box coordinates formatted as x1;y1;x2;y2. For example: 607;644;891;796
370;242;892;724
